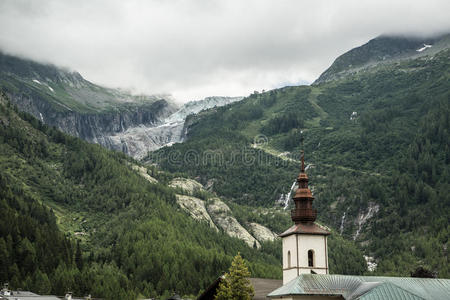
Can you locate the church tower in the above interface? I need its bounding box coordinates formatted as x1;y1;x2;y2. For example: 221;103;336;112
280;151;330;284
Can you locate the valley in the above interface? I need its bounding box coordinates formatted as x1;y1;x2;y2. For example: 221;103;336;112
0;32;449;299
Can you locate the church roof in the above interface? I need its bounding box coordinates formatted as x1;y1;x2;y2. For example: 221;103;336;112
267;274;450;300
279;222;330;237
249;278;283;300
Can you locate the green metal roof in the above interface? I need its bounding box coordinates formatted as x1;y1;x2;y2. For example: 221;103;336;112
357;282;424;300
267;274;450;300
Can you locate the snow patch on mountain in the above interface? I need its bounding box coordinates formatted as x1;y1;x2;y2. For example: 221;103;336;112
416;44;432;52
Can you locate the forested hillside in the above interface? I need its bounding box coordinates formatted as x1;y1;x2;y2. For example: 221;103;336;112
1;33;448;299
0;93;273;298
0;93;366;299
147;35;450;277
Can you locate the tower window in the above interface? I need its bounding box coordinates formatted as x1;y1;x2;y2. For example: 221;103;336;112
288;251;291;268
308;250;314;267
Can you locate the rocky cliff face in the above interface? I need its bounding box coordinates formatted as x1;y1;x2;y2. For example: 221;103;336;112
1;52;244;159
7;91;176;154
7;89;245;159
207;198;261;248
167;177;276;247
0;51;182;157
175;194;218;230
10;92;173;136
247;222;278;242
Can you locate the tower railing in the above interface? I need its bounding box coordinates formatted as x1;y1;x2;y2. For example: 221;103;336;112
291;208;317;223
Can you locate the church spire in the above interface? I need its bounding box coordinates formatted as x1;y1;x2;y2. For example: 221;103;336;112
281;136;330;283
291;149;317;224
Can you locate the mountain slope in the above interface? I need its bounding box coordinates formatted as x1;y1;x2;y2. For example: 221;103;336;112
0;52;246;159
147;34;450;277
0;51;172;112
315;33;450;84
0;51;178;155
0;93;278;298
0;91;367;298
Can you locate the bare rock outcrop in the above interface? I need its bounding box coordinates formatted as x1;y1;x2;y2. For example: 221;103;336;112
169;178;204;194
247;222;278;242
175;194;218;230
207;198;260;248
131;165;158;183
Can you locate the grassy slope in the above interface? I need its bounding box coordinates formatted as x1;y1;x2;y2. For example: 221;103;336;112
148;47;450;277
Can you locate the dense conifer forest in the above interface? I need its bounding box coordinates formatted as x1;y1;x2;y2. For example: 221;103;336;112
0;34;449;299
0;93;366;299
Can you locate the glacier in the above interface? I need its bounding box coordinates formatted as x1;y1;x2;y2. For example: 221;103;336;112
104;96;243;159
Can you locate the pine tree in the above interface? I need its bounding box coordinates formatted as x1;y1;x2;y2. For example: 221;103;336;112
215;253;254;300
32;269;52;294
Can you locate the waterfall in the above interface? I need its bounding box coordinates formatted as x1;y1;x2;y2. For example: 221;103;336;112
283;181;297;210
339;211;346;235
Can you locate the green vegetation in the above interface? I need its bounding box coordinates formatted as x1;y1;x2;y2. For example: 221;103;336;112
315;34;447;83
0;94;281;298
215;253;254;300
1;34;449;299
147;47;450;278
0;51;163;114
0;91;367;298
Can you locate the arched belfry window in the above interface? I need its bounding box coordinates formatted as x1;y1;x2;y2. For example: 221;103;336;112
308;250;314;267
288;251;291;268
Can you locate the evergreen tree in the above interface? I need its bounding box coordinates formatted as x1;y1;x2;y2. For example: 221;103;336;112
215;253;254;300
75;241;83;271
32;269;52;295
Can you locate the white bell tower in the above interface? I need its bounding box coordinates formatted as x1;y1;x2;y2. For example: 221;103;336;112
280;151;330;284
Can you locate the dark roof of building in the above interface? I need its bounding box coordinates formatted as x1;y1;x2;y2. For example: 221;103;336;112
279;223;330;237
267;274;450;300
197;276;223;300
249;278;282;300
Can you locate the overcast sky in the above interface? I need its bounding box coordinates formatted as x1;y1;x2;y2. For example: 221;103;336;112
0;0;449;103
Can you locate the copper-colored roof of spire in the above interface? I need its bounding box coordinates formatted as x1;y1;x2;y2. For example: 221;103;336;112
279;222;330;237
291;150;317;224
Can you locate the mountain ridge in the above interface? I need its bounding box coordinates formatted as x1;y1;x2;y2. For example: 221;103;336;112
0;51;245;158
314;33;450;84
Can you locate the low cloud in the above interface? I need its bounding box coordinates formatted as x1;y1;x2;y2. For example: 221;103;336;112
0;0;449;102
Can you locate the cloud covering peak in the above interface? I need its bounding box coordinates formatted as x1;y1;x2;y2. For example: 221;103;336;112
0;0;449;102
